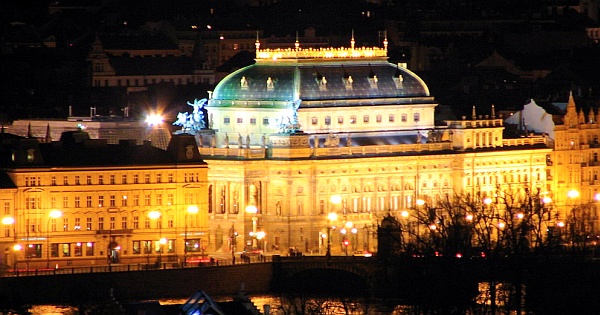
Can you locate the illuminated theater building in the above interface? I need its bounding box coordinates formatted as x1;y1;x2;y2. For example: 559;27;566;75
194;36;553;255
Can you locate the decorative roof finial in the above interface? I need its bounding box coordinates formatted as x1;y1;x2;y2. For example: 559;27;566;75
255;30;260;51
383;30;388;51
351;29;355;50
295;31;300;50
472;105;477;120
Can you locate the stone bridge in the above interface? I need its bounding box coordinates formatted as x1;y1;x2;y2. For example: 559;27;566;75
270;255;380;297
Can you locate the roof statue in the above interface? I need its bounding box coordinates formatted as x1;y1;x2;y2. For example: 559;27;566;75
173;98;207;133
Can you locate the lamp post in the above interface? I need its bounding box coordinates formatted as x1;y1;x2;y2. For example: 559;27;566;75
184;205;198;267
326;212;338;258
148;210;163;265
2;217;15;269
246;205;258;250
46;210;62;268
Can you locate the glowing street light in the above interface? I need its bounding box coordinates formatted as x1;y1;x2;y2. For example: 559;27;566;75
145;113;164;126
184;205;199;267
246;205;258;249
326;212;338;258
148;210;163;265
47;210;62;268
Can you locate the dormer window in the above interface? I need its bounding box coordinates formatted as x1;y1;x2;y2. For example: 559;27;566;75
240;76;249;90
343;75;353;90
26;149;35;162
266;77;275;91
368;74;378;89
393;74;404;89
316;71;327;91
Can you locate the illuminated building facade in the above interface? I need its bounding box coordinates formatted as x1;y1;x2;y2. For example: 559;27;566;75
193;36;552;255
0;131;208;269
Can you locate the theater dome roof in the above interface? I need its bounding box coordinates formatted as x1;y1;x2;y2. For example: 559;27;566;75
209;43;430;107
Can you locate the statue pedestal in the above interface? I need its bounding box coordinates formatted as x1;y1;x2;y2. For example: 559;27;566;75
268;133;311;158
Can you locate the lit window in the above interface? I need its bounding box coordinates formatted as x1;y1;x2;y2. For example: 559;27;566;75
414;113;420;122
338;116;344;124
224;117;230;124
325;116;331;125
311;117;318;125
363;115;369;123
250;118;257;125
401;114;407;122
350;116;356;124
376;115;382;123
237;117;243;124
389;114;395;122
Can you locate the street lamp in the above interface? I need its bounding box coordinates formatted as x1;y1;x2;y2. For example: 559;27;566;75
148;210;163;265
326;212;338;258
246;205;258;249
184;205;198;267
46;210;62;268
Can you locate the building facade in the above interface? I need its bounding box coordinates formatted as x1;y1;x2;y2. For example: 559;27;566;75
190;37;553;256
0;131;209;270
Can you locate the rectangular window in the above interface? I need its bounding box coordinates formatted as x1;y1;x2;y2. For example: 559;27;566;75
110;217;115;229
121;216;127;229
144;194;151;206
86;218;92;230
144;217;151;229
75;176;80;185
51;243;59;257
99;175;104;185
27;244;42;258
389;114;395;122
110;174;115;184
51;218;57;232
51;197;56;209
133;216;139;229
86;242;94;256
237;117;243;124
363;115;369;123
401;114;407;122
250;118;257;125
350;116;356;124
262;117;269;125
168;194;174;206
75;197;80;208
63;197;68;208
133;241;141;254
61;244;71;257
311;117;318;125
324;116;331;125
133;174;139;184
156;194;163;206
168;214;174;228
98;196;104;207
121;196;127;206
142;240;152;254
376;115;382;123
109;195;116;207
51;176;56;186
74;217;81;230
98;217;104;230
338;116;343;124
414;112;420;122
63;218;69;231
168;174;173;183
156;174;162;183
86;175;92;185
144;173;150;184
121;175;127;184
74;243;83;256
63;176;68;185
224;117;230;124
86;196;92;207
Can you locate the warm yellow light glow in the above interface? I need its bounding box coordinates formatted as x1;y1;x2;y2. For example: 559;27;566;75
330;195;342;205
340;228;347;235
595;193;600;202
498;222;506;229
466;214;474;221
187;205;199;214
13;244;22;251
516;213;524;219
2;216;15;225
543;196;552;204
557;221;565;228
416;199;425;206
245;205;258;214
345;221;354;229
256;46;388;60
429;224;437;230
401;210;409;218
483;197;492;205
159;237;167;244
145;114;164;126
256;231;266;240
327;212;338;222
49;209;62;219
148;210;161;220
351;227;358;234
567;189;580;199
